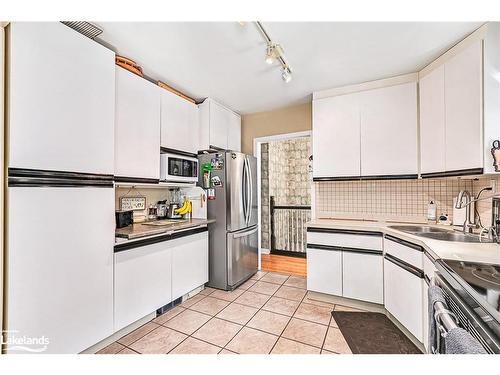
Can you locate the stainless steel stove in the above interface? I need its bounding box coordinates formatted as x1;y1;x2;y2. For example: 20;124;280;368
436;259;500;353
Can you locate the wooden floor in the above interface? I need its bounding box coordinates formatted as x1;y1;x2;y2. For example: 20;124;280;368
261;253;307;276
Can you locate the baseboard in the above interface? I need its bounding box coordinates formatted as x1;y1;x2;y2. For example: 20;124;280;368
260;248;270;254
81;312;156;354
307;291;385;314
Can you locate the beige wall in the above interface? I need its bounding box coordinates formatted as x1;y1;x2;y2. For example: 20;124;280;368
241;102;311;154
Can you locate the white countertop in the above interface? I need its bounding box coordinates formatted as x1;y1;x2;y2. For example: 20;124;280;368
307;219;500;265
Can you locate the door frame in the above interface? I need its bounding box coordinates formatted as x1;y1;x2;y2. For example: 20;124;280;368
252;130;312;270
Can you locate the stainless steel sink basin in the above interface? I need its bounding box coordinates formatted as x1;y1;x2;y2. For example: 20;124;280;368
388;225;493;243
388;225;447;233
416;232;492;243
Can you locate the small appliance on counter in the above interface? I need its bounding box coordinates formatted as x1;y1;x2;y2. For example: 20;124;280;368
167;202;182;219
115;210;133;229
156;200;168;219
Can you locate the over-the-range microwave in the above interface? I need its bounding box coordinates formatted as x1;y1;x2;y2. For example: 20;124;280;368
160;152;198;183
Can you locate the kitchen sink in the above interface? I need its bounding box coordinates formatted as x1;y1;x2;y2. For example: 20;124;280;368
388;225;493;243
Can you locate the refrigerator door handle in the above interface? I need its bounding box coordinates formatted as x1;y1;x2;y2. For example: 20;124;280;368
241;158;248;224
232;225;259;239
244;157;251;226
246;156;253;226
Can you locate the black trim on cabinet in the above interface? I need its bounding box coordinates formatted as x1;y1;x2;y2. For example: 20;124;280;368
424;274;431;285
306;243;343;252
307;227;382;236
425;251;436;263
306;243;382;255
114;233;171;252
385;234;424;252
169;226;208;240
313;174;418;182
8;177;114;188
341;247;383;255
313;176;361;182
385;253;424;279
421;168;483;179
114;226;208;253
160;147;198;158
8;168;114;181
360;174;418;181
209;145;226;152
114;176;160;184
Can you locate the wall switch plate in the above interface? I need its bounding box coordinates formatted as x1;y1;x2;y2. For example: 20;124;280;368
491;179;497;194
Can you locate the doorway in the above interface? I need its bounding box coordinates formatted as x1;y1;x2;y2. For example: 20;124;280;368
253;131;312;273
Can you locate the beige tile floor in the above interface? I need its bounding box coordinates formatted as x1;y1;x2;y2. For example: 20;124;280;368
97;271;359;355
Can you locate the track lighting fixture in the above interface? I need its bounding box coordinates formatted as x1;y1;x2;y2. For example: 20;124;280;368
255;22;293;83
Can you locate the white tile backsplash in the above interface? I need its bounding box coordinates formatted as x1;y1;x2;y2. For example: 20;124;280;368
315;175;500;225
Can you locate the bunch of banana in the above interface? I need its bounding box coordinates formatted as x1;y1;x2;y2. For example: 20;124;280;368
175;199;192;215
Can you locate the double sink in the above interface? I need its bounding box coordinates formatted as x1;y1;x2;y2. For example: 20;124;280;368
388;225;493;243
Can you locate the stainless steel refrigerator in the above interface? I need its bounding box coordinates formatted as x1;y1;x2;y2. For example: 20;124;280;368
198;151;258;290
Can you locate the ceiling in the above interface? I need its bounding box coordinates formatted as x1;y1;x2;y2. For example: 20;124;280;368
96;22;483;114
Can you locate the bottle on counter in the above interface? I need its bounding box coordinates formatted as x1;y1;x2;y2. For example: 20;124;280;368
427;201;437;223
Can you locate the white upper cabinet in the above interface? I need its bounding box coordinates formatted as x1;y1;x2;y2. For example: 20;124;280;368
115;67;160;180
419;65;446;175
444;40;483;172
8;22;115;174
199;99;241;151
313;94;361;178
161;90;200;154
227;110;242;152
313;79;418;179
360;82;418;177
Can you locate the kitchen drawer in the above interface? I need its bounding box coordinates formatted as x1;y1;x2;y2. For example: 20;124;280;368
307;228;382;251
384;235;423;269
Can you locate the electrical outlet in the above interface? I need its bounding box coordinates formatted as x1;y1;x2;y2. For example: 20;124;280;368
491;179;497;194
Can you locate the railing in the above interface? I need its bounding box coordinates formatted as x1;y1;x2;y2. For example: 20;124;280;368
270;196;311;257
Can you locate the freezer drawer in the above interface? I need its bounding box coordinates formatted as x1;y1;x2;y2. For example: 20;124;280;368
227;225;258;288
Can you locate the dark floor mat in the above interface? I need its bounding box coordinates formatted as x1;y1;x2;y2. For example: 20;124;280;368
332;311;422;354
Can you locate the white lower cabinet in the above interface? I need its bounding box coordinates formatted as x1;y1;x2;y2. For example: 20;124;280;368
114;240;173;331
307;247;343;296
171;231;209;301
114;229;209;332
384;257;424;343
343;251;384;304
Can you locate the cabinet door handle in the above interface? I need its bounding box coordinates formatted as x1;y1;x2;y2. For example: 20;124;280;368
385;254;424;279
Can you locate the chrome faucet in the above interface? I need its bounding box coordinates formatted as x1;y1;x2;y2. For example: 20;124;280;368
455;190;476;233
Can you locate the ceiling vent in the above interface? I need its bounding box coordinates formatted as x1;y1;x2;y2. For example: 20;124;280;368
61;21;103;39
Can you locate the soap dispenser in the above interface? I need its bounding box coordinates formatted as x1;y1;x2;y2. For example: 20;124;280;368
427;201;437;223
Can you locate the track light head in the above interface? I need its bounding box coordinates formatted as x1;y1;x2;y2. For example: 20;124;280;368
281;66;292;83
265;44;275;65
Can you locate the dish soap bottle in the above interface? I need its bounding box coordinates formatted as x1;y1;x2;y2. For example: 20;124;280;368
427;201;437;223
